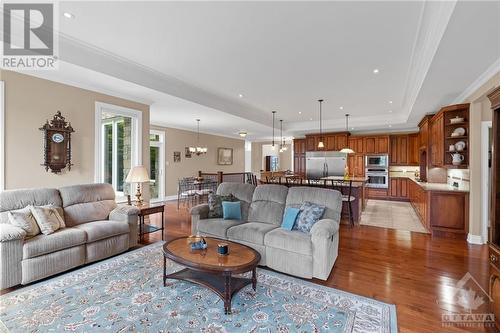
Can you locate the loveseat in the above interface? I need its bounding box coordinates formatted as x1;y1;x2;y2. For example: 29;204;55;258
191;182;342;280
0;183;139;289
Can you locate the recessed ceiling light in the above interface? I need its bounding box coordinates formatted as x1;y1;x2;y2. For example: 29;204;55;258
373;68;379;74
63;12;74;19
238;94;244;98
388;100;393;104
351;127;355;130
339;106;344;110
309;118;313;121
388;124;392;128
298;111;302;114
388;110;393;113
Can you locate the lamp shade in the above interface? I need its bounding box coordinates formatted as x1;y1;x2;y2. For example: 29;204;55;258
125;165;150;183
340;148;355;154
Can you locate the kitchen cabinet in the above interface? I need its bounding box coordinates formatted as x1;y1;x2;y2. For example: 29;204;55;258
408;180;429;230
293;139;306;176
389;177;409;201
305;133;349;152
389;135;408;165
408;133;419;165
430;112;444;167
418;116;431;149
325;135;336;151
364;136;389;154
335;134;348;151
348;154;365;177
348;137;364;154
306;136;316;152
366;188;389;199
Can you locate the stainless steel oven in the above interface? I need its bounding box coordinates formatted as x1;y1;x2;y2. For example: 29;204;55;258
365;155;388;168
365;167;389;188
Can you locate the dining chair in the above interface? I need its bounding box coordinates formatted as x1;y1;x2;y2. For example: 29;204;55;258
285;176;302;186
177;178;197;210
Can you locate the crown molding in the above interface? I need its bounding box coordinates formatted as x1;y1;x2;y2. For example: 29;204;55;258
453;58;500;104
400;1;457;120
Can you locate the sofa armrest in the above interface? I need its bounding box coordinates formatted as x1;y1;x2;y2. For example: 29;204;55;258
310;219;339;239
0;224;25;289
190;204;209;235
109;206;140;247
190;204;209;219
0;223;26;242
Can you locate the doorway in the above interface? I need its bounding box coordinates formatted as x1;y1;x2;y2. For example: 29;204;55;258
482;121;493;243
150;130;165;202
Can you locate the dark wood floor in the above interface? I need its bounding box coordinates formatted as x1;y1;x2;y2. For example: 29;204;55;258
143;201;490;333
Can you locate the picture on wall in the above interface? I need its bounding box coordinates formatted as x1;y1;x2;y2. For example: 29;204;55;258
217;147;233;165
173;151;181;163
184;147;192;158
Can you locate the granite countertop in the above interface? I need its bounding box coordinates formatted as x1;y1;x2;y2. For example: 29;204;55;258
389;171;416;179
321;176;368;183
409;177;469;193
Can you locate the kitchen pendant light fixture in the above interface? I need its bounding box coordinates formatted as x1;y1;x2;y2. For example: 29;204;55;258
340;114;355;154
188;119;208;155
271;111;276;150
279;119;284;153
317;99;325;149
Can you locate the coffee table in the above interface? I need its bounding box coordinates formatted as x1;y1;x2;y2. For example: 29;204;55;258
162;237;261;314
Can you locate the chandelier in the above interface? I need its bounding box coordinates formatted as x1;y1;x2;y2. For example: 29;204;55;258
189;119;208;155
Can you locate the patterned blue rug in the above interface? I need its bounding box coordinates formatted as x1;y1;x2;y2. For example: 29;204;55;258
0;242;397;332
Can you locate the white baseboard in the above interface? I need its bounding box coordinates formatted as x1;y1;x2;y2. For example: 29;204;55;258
467;233;485;245
164;195;178;201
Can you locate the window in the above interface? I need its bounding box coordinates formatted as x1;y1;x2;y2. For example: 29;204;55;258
95;102;142;198
149;130;165;201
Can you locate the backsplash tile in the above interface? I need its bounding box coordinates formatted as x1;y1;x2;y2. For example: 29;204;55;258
447;169;470;190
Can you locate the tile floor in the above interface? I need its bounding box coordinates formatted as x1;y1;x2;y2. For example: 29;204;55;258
360;199;429;233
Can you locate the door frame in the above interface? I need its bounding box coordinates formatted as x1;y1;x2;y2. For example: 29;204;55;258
150;129;165;203
482;120;493;243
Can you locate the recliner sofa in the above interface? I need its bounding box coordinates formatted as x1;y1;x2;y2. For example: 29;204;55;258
0;183;139;289
191;182;342;280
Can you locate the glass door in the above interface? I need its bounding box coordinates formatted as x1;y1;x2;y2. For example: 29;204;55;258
150;130;165;202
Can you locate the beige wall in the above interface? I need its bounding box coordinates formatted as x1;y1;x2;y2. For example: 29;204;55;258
1;70;150;194
151;125;245;196
463;71;500;239
251;142;292;173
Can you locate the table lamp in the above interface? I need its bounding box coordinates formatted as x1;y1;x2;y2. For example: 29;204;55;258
125;165;150;205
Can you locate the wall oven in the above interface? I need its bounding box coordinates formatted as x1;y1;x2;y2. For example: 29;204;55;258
365;155;388;168
366;170;389;188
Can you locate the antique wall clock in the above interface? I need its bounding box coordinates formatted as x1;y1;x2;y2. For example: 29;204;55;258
39;111;74;173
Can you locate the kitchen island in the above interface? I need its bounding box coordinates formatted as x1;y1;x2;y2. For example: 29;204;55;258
260;176;368;225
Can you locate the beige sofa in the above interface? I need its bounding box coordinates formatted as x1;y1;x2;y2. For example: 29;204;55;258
0;183;139;290
191;183;342;280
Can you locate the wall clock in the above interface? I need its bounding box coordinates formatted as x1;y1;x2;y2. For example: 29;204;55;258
39;111;74;173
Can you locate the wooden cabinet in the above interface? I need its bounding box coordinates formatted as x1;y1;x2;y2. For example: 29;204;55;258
408;180;429;230
305;136;316;152
305;133;349;152
335;134;348;151
348;137;364;154
364;136;389;154
348;154;365;178
325;135;335;151
293;139;306;176
408;133;419;165
429;191;469;238
389;177;409;201
390;135;409;165
430;112;444;167
418;116;431;149
366;188;388;199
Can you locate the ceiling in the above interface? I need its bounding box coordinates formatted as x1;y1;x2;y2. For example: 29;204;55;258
8;1;500;140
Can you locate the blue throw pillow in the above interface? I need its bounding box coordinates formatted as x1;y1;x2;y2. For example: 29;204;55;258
294;202;326;233
281;207;300;231
222;201;241;220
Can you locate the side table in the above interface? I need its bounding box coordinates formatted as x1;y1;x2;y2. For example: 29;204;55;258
136;203;165;243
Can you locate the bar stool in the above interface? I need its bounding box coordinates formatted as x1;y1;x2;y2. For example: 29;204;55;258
331;179;355;227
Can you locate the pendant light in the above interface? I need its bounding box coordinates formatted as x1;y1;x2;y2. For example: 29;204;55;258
189;119;208;155
279;119;284;153
317;99;325;149
281;119;288;151
271;111;276;150
340;114;355;154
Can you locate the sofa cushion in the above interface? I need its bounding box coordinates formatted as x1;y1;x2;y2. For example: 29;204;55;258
294;202;326;233
208;194;235;218
23;227;87;259
248;185;288;226
216;183;255;221
0;188;61;224
59;184;117;226
8;206;40;237
31;206;66;235
286;187;342;221
74;220;129;243
227;222;277;245
264;228;312;256
197;218;245;239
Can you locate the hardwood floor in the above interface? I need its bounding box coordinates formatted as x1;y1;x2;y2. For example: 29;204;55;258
143;201;490;333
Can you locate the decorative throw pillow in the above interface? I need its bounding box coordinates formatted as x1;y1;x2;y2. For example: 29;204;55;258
8;206;40;237
222;201;242;220
208;194;235;218
294;202;326;233
30;206;66;235
281;207;300;231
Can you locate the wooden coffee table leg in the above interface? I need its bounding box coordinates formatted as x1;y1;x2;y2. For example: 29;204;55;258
163;256;167;287
224;273;232;315
252;267;257;291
